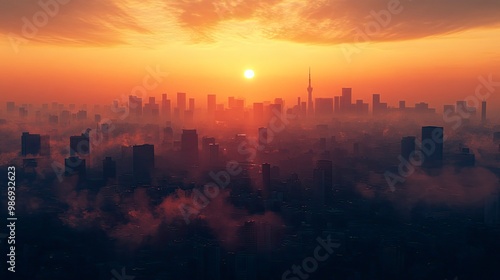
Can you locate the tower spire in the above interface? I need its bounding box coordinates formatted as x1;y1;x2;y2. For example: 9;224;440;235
308;67;311;87
307;67;313;116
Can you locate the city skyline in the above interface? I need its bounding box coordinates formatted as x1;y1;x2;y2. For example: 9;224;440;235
2;1;500;279
1;1;500;108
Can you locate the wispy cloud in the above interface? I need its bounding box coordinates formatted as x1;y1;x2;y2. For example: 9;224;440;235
1;0;500;46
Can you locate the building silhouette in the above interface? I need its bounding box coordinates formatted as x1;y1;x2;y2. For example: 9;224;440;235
181;129;199;165
129;95;143;117
133;144;155;183
315;98;333;117
70;131;90;157
21;132;41;156
103;157;117;180
482;100;487;124
313;160;333;206
422;126;444;166
307;68;314;117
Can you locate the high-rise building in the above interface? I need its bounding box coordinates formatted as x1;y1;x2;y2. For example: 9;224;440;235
207;94;216;118
258;127;269;147
40;135;50;157
253;103;264;124
177;92;186;119
161;94;171;119
373;94;381;114
313;160;333;205
202;136;215;164
421;126;444;166
341;88;352;113
262;163;271;190
6;102;15;113
443;105;455;115
399;101;406;110
401;136;416;161
102;157;116;180
65;156;86;179
21;132;41;156
189;98;195;112
484;187;500;226
181;129;199;165
307;68;314;117
209;143;219;166
129;95;143;117
315;98;334;117
456;101;467;115
482;100;487;124
70;132;90;157
133;144;154;183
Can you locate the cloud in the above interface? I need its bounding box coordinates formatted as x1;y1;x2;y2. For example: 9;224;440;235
167;0;500;44
2;0;500;47
0;0;149;46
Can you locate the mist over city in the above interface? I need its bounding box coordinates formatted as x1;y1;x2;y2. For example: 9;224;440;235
1;0;500;279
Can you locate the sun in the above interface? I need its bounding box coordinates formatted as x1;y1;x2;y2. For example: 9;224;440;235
244;69;255;79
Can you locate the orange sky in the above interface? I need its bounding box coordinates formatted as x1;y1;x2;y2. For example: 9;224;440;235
1;0;500;110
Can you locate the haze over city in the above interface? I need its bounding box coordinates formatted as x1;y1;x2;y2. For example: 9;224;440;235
1;1;500;280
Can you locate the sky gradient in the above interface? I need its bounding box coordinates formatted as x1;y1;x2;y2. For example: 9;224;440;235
1;0;500;109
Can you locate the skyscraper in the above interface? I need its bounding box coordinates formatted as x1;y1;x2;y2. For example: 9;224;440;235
21;132;41;156
313;160;333;205
422;126;444;166
70;132;90;157
262;163;271;190
373;94;380;114
181;129;199;165
177;92;186;119
253;103;264;124
207;94;216;118
133;144;155;183
315;98;334;117
102;157;116;180
341;88;352;113
129;95;143;117
482;100;487;124
307;68;314;117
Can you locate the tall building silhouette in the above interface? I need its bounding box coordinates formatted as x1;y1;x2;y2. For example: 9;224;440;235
313;160;333;206
307;68;314;117
129;95;143;117
341;88;352;113
177;92;186;119
422;126;444;166
315;98;333;117
482;100;487;124
207;94;216;119
65;156;86;180
262;163;271;190
181;129;199;165
253;103;264;124
21;132;41;156
70;131;90;157
102;157;116;180
133;144;154;183
373;94;380;114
